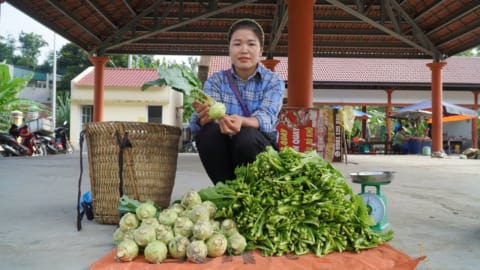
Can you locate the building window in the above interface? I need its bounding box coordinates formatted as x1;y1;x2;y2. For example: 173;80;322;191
148;106;162;123
82;105;93;124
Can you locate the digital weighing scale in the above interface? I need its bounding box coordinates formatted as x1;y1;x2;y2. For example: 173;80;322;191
350;171;394;231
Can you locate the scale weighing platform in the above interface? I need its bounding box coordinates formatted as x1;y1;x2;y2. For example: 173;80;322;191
350;171;394;231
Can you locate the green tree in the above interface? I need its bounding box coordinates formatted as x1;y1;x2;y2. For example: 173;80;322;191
15;32;48;69
0;62;47;132
0;34;16;64
56;43;90;91
35;49;58;74
456;46;479;57
366;107;387;139
107;54;128;67
55;91;70;127
108;54;156;68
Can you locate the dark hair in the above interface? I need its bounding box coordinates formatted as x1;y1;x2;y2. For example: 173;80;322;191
227;19;265;47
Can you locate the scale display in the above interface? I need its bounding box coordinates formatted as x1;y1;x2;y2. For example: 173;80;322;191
350;171;394;231
360;192;386;224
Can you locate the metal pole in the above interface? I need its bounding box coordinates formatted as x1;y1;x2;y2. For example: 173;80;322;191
52;33;57;126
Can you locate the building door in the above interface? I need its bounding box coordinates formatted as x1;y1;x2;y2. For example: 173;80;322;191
79;105;93;150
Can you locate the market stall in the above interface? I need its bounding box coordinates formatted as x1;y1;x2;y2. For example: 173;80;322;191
80;117;425;270
390;100;477;155
82;140;425;269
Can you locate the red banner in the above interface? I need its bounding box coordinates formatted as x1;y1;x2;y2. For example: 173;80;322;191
277;108;343;162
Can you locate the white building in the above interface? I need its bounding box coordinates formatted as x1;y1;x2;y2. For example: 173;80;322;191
70;67;183;147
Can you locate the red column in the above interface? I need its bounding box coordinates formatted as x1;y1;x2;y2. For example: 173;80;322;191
385;89;394;141
89;56;109;122
472;90;479;148
261;59;280;71
427;61;447;155
286;0;315;108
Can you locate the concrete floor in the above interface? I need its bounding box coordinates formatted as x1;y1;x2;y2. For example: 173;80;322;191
0;152;479;270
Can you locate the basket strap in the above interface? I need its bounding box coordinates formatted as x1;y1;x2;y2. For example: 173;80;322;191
76;130;86;231
115;131;132;198
123;138;140;199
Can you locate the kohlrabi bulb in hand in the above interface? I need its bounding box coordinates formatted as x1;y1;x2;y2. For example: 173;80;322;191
208;102;226;120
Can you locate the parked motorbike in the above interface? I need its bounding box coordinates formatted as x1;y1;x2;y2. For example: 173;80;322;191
48;121;74;154
37;121;73;155
0;133;28;156
0;124;47;157
35;134;59;154
181;124;197;153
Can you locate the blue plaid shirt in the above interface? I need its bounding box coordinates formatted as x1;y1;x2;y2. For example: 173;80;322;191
189;64;285;136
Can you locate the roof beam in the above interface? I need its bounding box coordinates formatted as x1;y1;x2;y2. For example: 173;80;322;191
384;0;401;34
99;0;258;53
426;4;480;36
45;0;102;42
436;23;480;51
267;0;288;57
325;0;438;59
95;0;168;54
388;0;442;60
84;0;118;30
411;1;443;21
122;0;137;17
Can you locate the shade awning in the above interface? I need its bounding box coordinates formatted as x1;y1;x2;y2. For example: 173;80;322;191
390;110;432;120
391;100;477;121
427;115;475;123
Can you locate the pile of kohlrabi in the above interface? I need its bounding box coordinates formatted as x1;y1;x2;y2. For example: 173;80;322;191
113;190;247;264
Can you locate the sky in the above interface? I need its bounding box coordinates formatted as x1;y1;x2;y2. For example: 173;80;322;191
0;3;67;62
0;3;195;64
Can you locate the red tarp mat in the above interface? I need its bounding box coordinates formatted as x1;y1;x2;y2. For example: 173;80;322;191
90;243;426;270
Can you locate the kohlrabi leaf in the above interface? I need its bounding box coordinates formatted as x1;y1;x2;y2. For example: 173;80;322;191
141;78;167;91
141;64;197;95
157;65;195;95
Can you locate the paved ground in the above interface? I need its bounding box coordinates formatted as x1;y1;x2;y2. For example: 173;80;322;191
0;152;479;270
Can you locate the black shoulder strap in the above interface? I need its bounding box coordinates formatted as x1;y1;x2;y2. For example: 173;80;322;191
224;69;251;117
115;131;132;198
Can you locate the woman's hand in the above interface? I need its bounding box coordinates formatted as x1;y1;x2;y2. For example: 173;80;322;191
193;101;213;126
219;114;242;135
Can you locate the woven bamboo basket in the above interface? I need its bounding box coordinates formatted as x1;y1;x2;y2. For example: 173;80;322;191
84;121;181;224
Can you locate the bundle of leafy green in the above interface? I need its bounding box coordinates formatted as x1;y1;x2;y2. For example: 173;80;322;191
142;64;225;120
199;146;394;257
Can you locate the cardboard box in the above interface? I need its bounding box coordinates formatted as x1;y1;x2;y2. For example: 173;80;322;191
27;118;54;135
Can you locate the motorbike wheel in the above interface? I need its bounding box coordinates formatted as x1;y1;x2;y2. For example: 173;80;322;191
183;142;197;153
34;144;48;156
46;143;59;154
65;142;74;154
1;142;22;156
1;146;12;157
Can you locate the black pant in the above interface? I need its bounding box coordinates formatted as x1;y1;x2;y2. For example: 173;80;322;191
195;123;277;184
393;143;407;154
